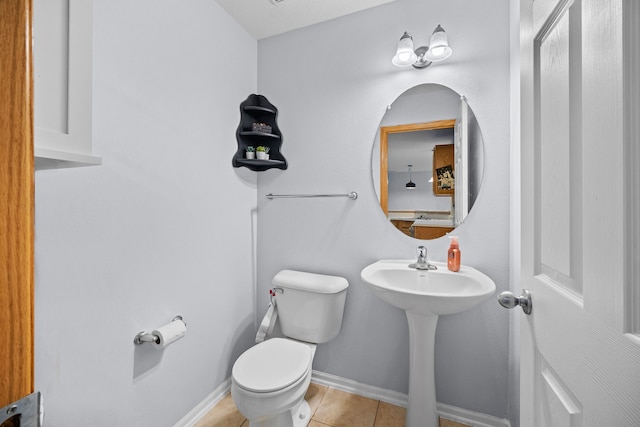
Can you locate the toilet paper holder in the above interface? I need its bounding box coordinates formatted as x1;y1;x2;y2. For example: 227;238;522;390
134;315;186;345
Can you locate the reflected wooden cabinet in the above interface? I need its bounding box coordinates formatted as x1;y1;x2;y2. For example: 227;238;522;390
390;220;414;237
413;226;454;240
390;220;453;239
433;144;454;196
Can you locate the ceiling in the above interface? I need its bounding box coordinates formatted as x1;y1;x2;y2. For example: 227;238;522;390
215;0;397;40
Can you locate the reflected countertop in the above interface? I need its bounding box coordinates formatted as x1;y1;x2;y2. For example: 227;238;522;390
387;211;454;228
411;219;455;228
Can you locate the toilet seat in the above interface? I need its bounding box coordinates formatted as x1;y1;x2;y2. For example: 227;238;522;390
232;338;312;393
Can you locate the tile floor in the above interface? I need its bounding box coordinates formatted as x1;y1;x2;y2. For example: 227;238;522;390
194;383;470;427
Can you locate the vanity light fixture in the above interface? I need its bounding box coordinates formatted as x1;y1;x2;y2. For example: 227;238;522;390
392;24;452;69
406;165;416;190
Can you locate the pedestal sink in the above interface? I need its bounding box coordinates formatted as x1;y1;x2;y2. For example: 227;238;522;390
360;259;495;427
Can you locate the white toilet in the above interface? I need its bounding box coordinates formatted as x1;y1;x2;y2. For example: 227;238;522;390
231;269;349;427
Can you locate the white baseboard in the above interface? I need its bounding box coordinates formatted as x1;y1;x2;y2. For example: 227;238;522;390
173;378;231;427
311;370;408;407
176;371;511;427
436;402;512;427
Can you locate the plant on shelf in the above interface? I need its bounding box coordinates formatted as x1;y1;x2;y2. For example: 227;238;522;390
245;146;255;159
256;146;270;160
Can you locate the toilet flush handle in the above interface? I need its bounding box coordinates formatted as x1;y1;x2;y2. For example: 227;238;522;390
269;287;283;304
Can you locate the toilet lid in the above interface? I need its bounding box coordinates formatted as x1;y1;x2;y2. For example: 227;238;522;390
232;338;312;393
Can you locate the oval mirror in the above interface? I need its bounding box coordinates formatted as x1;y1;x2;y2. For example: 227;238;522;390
372;84;484;240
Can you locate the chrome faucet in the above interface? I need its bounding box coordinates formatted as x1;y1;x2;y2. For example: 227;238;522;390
409;246;437;270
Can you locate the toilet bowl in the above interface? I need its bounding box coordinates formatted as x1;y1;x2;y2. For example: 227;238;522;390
230;270;349;427
231;338;316;427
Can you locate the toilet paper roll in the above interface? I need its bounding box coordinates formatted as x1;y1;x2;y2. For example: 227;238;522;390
152;319;186;349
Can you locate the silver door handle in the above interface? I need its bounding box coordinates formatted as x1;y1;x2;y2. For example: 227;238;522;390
498;290;532;315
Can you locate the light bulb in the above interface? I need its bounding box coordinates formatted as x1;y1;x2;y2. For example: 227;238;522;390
392;32;417;67
424;24;452;62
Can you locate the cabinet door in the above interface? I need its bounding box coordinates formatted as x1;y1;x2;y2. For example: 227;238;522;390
432;144;454;196
33;0;100;168
454;97;469;225
413;226;453;240
391;220;414;237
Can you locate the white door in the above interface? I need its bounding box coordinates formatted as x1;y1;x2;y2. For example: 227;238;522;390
519;0;640;426
454;96;469;226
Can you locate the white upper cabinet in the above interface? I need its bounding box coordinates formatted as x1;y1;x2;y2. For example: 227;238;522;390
33;0;101;170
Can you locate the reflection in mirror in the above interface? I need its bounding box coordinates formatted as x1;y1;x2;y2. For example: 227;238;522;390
372;84;484;240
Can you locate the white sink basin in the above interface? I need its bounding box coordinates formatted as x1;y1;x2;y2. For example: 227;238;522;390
360;259;496;316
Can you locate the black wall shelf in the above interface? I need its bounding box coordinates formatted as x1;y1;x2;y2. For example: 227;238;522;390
232;94;287;172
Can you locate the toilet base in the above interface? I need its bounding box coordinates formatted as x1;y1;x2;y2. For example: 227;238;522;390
293;400;311;427
248;399;311;427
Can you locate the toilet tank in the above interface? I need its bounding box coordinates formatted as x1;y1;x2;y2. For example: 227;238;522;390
272;270;348;344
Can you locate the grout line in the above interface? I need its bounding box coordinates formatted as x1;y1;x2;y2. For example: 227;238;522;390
316;385;328;417
372;399;381;427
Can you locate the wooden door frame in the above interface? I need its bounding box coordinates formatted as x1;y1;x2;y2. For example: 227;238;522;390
379;119;455;215
0;0;35;407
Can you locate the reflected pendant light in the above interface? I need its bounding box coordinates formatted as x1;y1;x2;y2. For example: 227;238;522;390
406;165;416;190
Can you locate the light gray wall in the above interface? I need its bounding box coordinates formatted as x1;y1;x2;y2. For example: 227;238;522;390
34;1;258;425
257;0;512;421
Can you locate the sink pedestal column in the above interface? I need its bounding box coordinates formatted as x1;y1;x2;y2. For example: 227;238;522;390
405;311;439;427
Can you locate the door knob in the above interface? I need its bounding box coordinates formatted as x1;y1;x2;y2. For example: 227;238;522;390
498;290;532;315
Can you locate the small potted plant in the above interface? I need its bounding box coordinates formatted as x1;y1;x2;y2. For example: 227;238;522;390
245;146;255;159
256;146;270;160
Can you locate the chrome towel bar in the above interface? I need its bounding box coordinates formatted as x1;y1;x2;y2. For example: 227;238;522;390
266;192;358;200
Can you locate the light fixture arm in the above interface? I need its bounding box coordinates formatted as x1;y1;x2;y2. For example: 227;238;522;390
412;46;432;69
